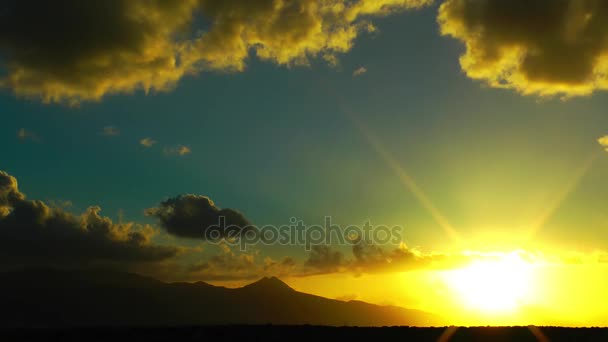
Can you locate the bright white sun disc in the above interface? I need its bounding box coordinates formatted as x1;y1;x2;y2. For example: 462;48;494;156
445;252;534;313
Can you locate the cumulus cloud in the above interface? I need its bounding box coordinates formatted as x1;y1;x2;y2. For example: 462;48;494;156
0;171;179;268
146;194;253;240
352;66;368;77
0;0;199;105
140;137;157;148
439;0;608;97
0;0;431;104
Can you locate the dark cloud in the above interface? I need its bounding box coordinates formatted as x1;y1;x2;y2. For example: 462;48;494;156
351;240;419;273
304;240;469;275
304;245;345;272
146;194;253;240
0;0;198;104
439;0;608;97
0;0;430;104
0;171;179;268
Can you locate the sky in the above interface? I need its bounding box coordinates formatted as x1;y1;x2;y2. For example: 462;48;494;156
2;0;608;326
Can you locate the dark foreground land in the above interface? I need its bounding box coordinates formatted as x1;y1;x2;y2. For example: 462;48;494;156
2;326;607;342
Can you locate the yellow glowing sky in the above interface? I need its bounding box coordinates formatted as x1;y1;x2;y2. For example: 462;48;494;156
209;250;606;327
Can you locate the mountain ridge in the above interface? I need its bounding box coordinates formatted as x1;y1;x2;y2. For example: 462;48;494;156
0;268;440;327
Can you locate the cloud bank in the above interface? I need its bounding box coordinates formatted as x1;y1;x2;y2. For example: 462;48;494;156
0;171;179;268
0;0;431;104
3;170;604;282
4;0;608;102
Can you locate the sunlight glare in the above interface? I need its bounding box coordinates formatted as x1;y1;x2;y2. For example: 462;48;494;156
444;252;535;314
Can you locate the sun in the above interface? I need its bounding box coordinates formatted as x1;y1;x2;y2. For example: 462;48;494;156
444;252;535;314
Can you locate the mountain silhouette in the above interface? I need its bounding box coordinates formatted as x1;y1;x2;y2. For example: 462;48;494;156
0;268;440;327
241;276;294;293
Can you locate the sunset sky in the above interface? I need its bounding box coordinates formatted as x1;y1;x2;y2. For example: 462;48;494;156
2;0;608;326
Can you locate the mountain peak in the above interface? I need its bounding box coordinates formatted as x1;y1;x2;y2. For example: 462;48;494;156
242;276;293;291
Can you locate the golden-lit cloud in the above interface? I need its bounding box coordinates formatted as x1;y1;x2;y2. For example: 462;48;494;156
163;145;192;156
177;145;192;156
598;135;608;151
0;171;25;207
0;0;431;104
139;137;157;148
0;0;199;105
191;0;431;71
438;0;608;97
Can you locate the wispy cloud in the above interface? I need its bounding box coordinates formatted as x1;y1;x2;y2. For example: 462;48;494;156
164;145;191;157
101;126;120;137
140;137;157;148
16;128;40;142
352;66;367;77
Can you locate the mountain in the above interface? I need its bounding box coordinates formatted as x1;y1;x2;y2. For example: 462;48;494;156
0;268;440;327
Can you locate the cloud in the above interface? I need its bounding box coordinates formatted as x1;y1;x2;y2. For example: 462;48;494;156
101;126;120;136
0;0;198;105
0;0;431;104
438;0;608;98
187;244;297;281
0;171;179;269
303;240;472;276
598;135;608;151
0;171;470;282
163;145;191;156
304;245;345;273
17;128;39;142
145;194;253;240
140;137;157;148
0;171;25;207
352;66;368;77
351;240;427;273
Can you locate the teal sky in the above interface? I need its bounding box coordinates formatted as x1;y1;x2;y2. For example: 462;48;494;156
3;4;608;259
